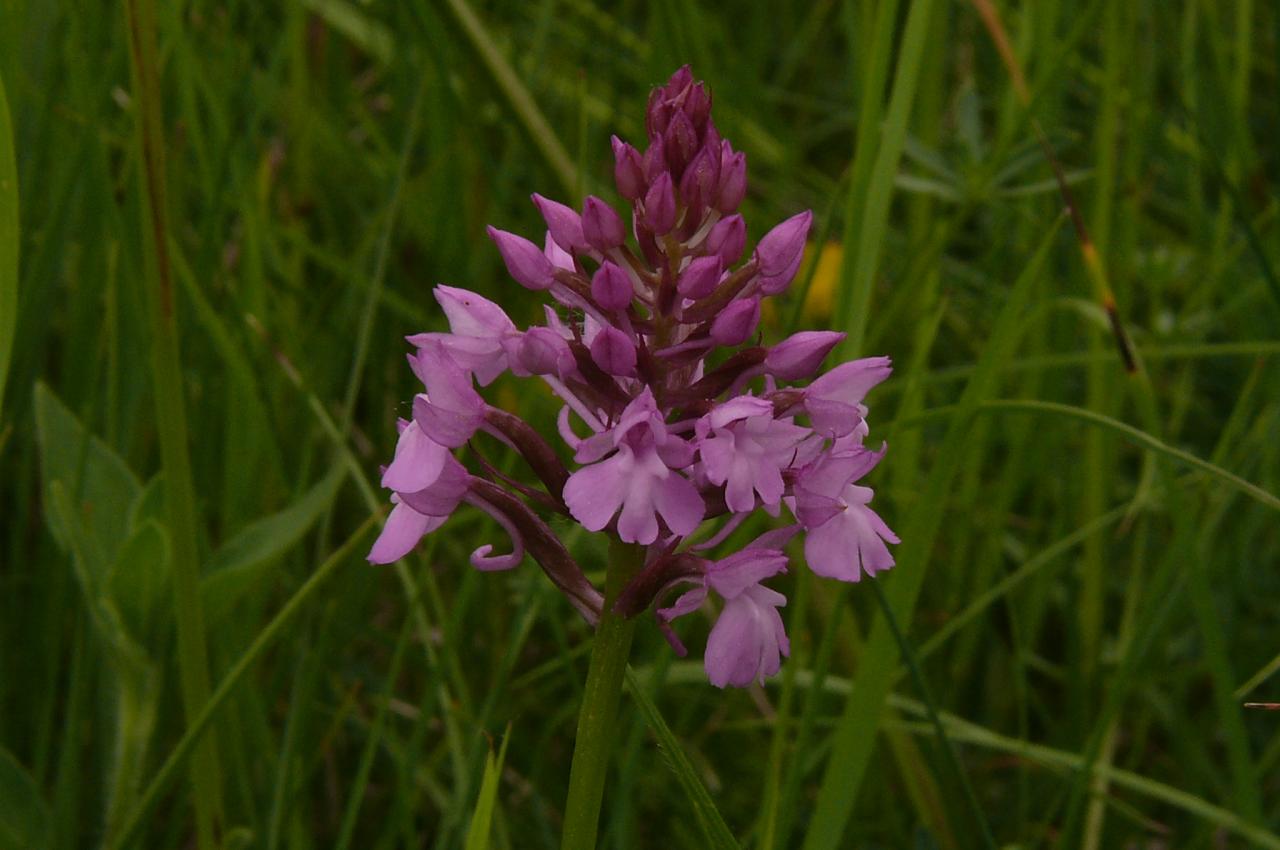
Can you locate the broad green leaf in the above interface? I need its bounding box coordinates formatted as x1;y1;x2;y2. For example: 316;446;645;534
200;466;346;623
128;475;166;532
463;725;511;850
625;669;740;850
48;481;152;679
0;71;16;419
107;519;171;648
0;748;49;850
34;382;142;585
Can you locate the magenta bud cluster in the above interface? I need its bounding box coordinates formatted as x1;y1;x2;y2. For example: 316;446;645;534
369;67;898;688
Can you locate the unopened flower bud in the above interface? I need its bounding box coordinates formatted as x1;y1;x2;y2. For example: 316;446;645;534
664;65;694;97
643;172;677;235
581;196;626;252
646;89;673;139
757;248;803;295
764;330;846;380
705;214;746;265
716;146;747;213
611;136;646;200
589;325;637;376
592;261;633;310
755;211;812;277
487;226;554;290
710;297;761;346
685;82;712;131
677;255;723;299
642;140;668;183
517;326;568;375
679;146;720;216
531;193;586;253
664;110;698;181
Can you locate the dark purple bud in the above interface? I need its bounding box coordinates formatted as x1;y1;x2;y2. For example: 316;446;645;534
611;136;646;200
764;330;846;380
679;146;720;215
591;261;633;310
685;82;712;131
487;226;554;290
643;172;677;235
646;89;673;139
531;193;586;253
642;140;668;183
581;196;626;252
589;325;637;377
699;119;721;160
716;147;747;213
663;110;698;181
705;214;746;265
710;296;761;346
664;65;694;98
755;210;812;277
636;225;663;267
677;255;723;299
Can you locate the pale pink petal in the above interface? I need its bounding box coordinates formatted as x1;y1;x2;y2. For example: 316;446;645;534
563;452;630;532
723;459;757;512
433;285;515;337
617;480;660;543
807;357;892;407
706;549;787;599
704;590;788;688
654;472;705;537
381;420;447;493
803;515;861;581
368;501;446;564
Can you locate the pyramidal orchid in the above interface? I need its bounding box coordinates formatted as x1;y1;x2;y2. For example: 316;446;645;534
368;65;897;849
370;65;896;687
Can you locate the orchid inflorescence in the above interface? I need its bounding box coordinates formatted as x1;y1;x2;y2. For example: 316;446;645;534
368;66;898;688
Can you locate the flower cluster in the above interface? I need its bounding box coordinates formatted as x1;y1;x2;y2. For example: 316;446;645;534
369;66;897;688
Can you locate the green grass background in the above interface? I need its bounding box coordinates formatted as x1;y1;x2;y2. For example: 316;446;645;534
2;0;1279;847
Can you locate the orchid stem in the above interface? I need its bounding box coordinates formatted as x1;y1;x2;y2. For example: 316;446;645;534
561;539;645;850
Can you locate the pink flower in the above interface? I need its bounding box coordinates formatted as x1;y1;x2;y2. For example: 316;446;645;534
804;356;893;438
368;419;470;564
409;343;487;447
794;445;899;581
696;396;807;512
369;66;898;688
405;286;518;386
659;539;794;688
563;390;704;544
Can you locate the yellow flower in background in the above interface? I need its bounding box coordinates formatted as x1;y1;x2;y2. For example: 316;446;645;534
760;241;844;328
802;241;844;320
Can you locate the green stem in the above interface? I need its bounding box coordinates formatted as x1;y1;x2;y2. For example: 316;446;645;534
122;2;223;847
561;539;645;850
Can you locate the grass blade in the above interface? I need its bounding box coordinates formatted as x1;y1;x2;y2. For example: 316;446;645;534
464;725;512;850
122;1;224;845
834;0;938;358
0;69;15;419
432;0;578;196
803;216;1061;850
624;668;741;850
107;515;379;850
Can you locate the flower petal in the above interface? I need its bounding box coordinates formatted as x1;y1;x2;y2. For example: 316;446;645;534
654;471;705;537
380;418;448;494
563;451;630;532
368;500;446;564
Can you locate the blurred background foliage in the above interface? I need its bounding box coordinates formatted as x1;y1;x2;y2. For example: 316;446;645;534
1;0;1279;848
